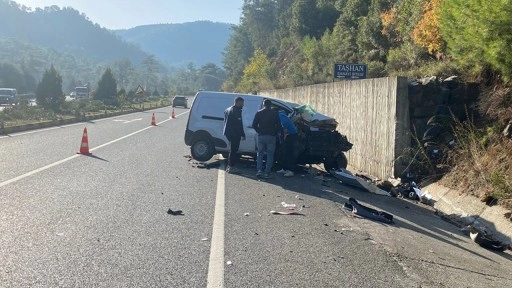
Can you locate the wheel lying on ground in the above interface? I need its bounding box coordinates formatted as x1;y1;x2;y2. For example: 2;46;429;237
323;152;348;171
191;138;215;162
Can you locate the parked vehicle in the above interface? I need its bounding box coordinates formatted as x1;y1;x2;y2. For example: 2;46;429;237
0;88;17;105
74;87;89;98
184;91;352;170
172;96;188;108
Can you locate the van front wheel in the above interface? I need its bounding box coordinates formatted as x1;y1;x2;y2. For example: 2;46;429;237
191;138;215;162
323;153;348;171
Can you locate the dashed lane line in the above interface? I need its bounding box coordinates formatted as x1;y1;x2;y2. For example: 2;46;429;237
0;111;189;188
207;162;226;288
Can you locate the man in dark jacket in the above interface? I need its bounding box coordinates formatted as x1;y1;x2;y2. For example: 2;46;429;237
252;99;281;178
223;97;246;173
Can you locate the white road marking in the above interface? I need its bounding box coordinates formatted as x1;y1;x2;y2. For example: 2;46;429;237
0;111;190;187
207;163;226;288
113;118;142;124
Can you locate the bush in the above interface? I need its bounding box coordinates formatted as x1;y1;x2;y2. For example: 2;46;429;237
386;43;428;73
0;105;57;122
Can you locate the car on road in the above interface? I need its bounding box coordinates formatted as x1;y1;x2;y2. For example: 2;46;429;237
0;88;17;105
184;91;352;171
172;96;188;108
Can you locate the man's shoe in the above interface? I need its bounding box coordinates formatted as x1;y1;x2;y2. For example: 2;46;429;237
277;169;286;174
263;173;271;179
283;170;294;177
256;170;263;177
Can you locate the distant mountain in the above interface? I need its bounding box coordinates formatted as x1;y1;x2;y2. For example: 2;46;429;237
0;1;148;65
115;22;233;67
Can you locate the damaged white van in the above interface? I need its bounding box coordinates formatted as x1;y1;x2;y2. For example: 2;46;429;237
184;91;352;170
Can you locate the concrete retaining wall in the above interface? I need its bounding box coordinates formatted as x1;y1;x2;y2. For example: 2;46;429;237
424;182;512;245
262;77;410;179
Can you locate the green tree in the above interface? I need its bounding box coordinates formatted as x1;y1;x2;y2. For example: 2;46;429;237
241;0;278;52
0;63;27;92
223;25;254;86
440;0;512;82
35;65;64;111
237;49;273;93
142;55;159;92
356;0;390;63
95;68;118;106
199;63;226;91
112;58;136;90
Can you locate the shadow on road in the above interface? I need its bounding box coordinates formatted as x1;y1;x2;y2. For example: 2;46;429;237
82;154;109;162
188;155;511;263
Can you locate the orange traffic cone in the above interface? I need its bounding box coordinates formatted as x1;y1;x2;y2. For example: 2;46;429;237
77;127;91;155
171;109;176;119
151;112;156;126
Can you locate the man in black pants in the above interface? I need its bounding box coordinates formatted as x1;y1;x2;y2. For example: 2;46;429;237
223;97;246;173
278;110;298;177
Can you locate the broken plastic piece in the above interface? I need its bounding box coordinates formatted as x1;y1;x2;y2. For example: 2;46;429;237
167;209;184;216
244;213;250;216
270;210;305;216
201;238;208;241
226;261;233;265
281;202;297;209
343;198;393;224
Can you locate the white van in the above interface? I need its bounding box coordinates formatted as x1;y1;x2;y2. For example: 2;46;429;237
184;91;353;170
184;91;294;162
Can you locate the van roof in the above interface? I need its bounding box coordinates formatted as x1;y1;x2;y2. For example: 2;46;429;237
195;90;281;102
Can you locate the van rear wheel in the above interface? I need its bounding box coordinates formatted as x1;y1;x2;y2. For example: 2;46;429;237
191;138;215;162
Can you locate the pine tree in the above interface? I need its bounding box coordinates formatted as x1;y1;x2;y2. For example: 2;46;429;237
35;65;64;111
95;68;118;106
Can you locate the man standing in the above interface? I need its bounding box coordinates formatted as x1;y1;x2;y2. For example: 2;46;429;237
223;97;246;173
252;99;281;178
278;110;298;177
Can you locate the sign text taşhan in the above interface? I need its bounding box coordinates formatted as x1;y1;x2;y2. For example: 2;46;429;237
333;63;367;79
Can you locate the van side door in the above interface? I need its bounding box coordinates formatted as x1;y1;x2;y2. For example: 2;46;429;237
238;98;262;153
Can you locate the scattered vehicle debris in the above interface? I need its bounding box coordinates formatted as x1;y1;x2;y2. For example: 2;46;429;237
464;225;510;252
342;198;394;224
167;209;184;216
281;202;297;209
331;169;390;196
270;210;305;216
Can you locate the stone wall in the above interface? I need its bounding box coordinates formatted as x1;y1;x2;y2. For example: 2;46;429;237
408;76;480;141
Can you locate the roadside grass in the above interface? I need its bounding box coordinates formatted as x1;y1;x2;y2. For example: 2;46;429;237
440;116;512;209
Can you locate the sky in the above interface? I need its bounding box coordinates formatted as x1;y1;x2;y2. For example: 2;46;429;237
13;0;243;29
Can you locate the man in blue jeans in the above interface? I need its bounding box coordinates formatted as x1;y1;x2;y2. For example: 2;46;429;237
252;99;281;178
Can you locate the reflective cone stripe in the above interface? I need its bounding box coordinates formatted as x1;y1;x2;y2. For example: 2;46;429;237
151;113;156;126
78;127;91;155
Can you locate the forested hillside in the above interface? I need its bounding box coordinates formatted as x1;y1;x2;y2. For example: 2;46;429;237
0;1;147;63
0;1;228;95
115;22;232;67
223;0;512;94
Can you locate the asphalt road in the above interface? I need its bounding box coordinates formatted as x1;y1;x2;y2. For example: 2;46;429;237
1;106;512;287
